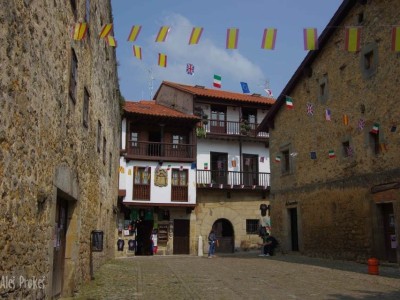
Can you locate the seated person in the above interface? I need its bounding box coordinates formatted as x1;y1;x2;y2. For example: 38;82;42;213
259;233;278;256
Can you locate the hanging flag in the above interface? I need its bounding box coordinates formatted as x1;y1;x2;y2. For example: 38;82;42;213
106;36;117;47
261;28;277;50
213;74;222;88
370;123;379;134
158;53;167;67
188;27;203;45
275;156;281;163
155;26;170;42
167;164;171;171
358;119;365;130
72;23;88;40
191;162;196;169
204;163;208;170
240;82;250;93
186;63;194;75
310;151;317;160
231;160;237;168
226;28;239;49
264;89;273;97
306;103;314;116
127;25;142;42
119;166;125;173
345;27;361;52
343;114;349;125
99;23;113;38
392;27;400;52
260;157;265;163
325;109;331;121
286;96;294;109
328;150;336;159
132;45;142;60
303;28;318;50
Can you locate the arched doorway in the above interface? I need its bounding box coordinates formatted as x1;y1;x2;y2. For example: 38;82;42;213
212;218;234;253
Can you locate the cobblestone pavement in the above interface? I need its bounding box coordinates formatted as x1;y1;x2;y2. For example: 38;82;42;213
66;252;400;300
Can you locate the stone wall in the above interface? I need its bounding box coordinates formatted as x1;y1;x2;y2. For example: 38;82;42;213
268;0;400;263
0;1;121;298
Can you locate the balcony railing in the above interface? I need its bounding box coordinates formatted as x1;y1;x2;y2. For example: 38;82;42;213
204;120;268;138
127;141;195;160
133;184;150;200
171;186;188;202
196;170;270;189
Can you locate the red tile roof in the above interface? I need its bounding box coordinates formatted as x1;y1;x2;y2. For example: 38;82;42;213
124;100;199;120
156;81;276;105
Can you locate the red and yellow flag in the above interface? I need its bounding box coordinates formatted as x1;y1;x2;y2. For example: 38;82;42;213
343;114;349;125
345;27;361;52
158;53;167;67
99;23;113;38
261;28;277;50
72;23;88;41
303;28;318;50
188;27;203;45
133;45;142;60
226;28;239;49
392;26;400;52
127;25;142;42
106;36;117;47
155;26;170;42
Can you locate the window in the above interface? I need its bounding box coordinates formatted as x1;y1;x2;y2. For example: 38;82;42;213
246;219;259;235
109;152;112;176
70;0;77;20
242;108;257;124
172;135;186;149
172;169;188;186
130;132;138;147
342;140;351;157
357;12;364;24
83;88;89;128
134;167;150;185
133;167;151;200
69;49;78;104
318;76;329;103
369;132;380;155
282;149;290;174
361;43;378;79
97;121;102;153
364;51;373;70
103;137;106;164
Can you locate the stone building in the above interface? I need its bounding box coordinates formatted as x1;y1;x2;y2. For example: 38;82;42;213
258;0;400;264
0;1;121;298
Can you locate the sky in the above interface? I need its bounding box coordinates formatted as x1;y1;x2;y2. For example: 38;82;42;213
111;0;343;101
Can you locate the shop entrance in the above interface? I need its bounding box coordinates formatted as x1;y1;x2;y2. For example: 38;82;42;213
380;203;397;262
173;219;190;254
52;197;68;298
212;218;234;253
136;220;154;256
289;208;299;251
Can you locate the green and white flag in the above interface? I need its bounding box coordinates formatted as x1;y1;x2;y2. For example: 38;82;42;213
213;74;221;88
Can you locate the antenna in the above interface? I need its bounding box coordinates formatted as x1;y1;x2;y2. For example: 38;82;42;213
147;68;154;99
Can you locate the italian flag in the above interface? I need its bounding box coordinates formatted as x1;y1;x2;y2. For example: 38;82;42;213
286;96;294;109
328;150;336;159
370;123;379;134
213;74;221;88
275;156;281;163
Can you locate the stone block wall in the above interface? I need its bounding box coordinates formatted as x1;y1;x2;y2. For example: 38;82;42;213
0;1;121;298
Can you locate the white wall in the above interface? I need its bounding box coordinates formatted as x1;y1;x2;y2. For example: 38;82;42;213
119;159;196;205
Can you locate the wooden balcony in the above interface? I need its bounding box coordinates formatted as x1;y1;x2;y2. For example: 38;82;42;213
133;184;150;200
171;186;188;202
126;141;196;161
196;170;270;189
204;120;268;138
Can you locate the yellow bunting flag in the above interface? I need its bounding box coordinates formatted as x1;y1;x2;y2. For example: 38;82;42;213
303;28;318;50
106;36;117;47
127;25;142;42
261;28;277;50
128;169;132;176
119;166;125;174
343;114;349;125
345;27;361;52
133;45;142;60
155;26;170;42
158;53;167;67
72;23;88;41
99;23;113;38
188;27;203;45
392;26;400;52
226;28;239;49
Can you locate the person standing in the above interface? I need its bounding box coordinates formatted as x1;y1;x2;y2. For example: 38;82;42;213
207;229;218;258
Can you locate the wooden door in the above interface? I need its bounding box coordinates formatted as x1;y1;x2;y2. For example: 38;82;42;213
173;219;190;254
242;154;258;186
211;152;228;185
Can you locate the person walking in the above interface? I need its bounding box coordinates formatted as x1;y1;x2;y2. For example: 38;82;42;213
207;229;218;258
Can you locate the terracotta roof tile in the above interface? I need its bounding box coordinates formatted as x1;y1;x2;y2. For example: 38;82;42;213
124;100;199;120
158;81;275;105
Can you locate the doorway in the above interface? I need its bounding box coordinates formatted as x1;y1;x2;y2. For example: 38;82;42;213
212;219;234;253
211;152;228;185
173;219;190;254
136;220;154;255
380;203;397;262
148;131;161;156
242;154;258;186
289;208;299;251
52;197;68;298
